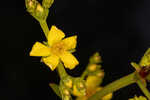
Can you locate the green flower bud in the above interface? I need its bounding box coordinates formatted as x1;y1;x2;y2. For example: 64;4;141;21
62;76;73;88
88;64;102;72
72;78;86;97
63;89;70;96
59;82;72;100
42;0;54;8
25;0;38;13
63;96;71;100
62;89;72;100
96;71;104;77
88;64;97;71
25;0;49;21
90;52;102;64
88;69;104;77
35;4;47;20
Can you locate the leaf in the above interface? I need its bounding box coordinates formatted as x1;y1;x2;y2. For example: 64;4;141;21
49;83;61;98
131;62;141;71
139;48;150;67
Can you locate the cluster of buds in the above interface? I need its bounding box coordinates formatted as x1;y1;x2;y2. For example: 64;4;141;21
72;78;86;97
75;52;112;100
49;52;111;100
59;76;86;100
56;53;104;100
85;52;104;84
59;82;72;100
25;0;54;21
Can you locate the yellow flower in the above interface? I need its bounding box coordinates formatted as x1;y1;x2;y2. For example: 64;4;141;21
76;75;112;100
30;25;79;71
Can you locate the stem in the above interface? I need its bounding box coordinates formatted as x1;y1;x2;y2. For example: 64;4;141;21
136;80;150;99
57;62;68;79
88;73;136;100
81;64;90;79
39;20;49;39
81;70;88;79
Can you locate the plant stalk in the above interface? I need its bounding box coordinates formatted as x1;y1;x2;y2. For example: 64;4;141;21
88;73;136;100
136;80;150;100
57;62;68;79
39;20;49;39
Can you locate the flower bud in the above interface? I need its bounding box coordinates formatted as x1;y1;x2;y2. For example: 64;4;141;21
63;76;73;88
72;78;86;97
90;52;102;64
63;89;70;96
25;0;49;21
36;4;44;13
42;0;54;8
63;96;71;100
97;71;104;77
25;0;38;13
65;80;72;88
59;82;72;100
88;64;97;71
86;75;103;89
35;3;49;21
62;89;71;100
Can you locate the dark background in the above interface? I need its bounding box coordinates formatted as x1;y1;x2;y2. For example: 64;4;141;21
1;0;150;100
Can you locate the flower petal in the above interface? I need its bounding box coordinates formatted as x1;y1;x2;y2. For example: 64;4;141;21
42;55;59;71
62;35;77;50
30;42;50;56
60;51;79;69
48;26;65;46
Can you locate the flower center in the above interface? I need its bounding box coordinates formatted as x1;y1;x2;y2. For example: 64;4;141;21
50;42;66;56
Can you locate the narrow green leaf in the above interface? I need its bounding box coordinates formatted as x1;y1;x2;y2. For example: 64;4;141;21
49;83;61;98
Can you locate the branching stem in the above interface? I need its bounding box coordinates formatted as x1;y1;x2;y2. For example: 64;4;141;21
88;73;136;100
37;11;150;100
